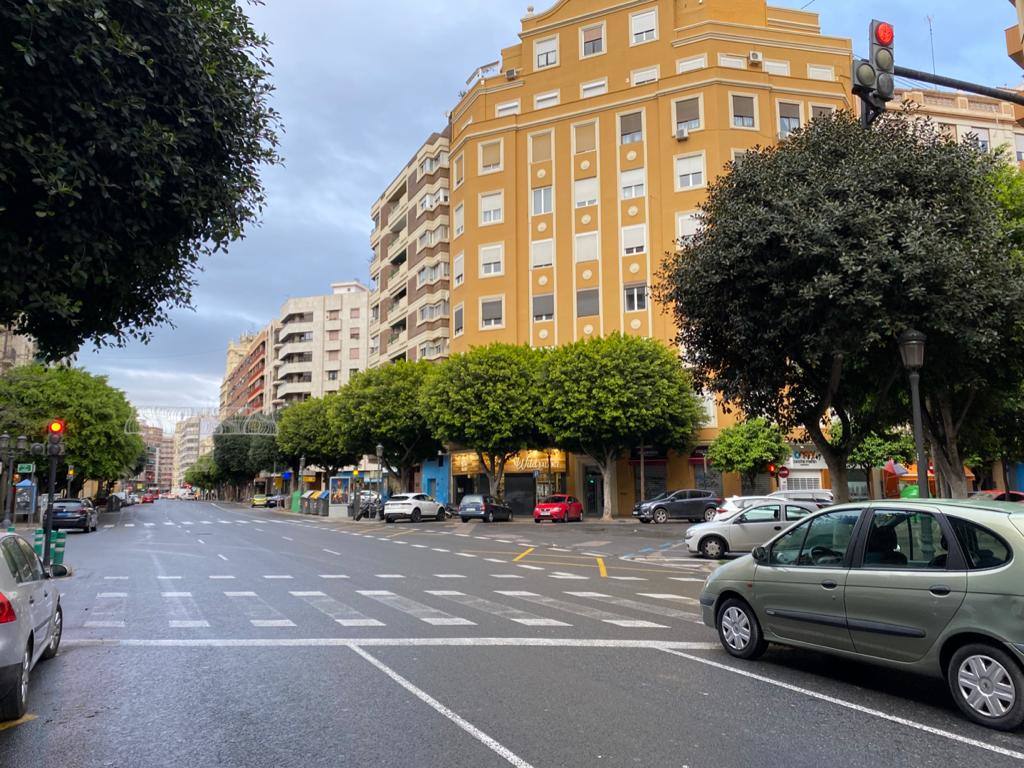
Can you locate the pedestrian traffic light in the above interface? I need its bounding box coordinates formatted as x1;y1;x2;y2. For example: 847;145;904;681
852;19;895;127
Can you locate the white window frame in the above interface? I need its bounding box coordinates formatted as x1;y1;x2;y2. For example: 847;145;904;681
674;152;706;191
574;177;599;208
676;54;706;74
478;139;503;175
810;103;836;121
623;284;648;313
580;79;608;99
452;153;464;188
453;303;465;337
479;296;505;330
534;90;560;110
807;64;835;82
479;243;504;277
718;53;747;70
764;59;790;76
579;21;606;59
495;100;520;118
619;111;644;145
529;131;553;164
777;100;803;139
479;190;504;226
630;66;659;87
730;92;759;131
535;36;559;70
574;231;599;263
576;288;601;318
532;293;555;322
532;185;553;216
531;239;554;269
453;252;464;287
453;203;464;238
672;94;703;135
676;211;700;242
621;225;647;256
1015;134;1024;163
630;8;658;45
620;168;646;200
573;121;598;154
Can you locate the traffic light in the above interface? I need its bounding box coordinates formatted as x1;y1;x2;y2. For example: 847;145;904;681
852;19;895;126
767;463;778;477
46;419;65;456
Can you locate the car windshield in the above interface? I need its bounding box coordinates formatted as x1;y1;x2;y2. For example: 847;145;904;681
53;500;83;508
461;495;484;505
541;496;567;504
388;494;410;502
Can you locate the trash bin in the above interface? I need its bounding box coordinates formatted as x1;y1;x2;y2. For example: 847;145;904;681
300;490;316;514
290;490;301;513
315;490;330;517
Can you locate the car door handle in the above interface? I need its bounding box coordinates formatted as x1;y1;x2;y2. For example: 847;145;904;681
773;525;782;530
929;585;951;596
820;580;838;590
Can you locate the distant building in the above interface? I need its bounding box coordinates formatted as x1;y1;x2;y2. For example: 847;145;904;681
1009;0;1024;69
0;327;37;374
172;415;211;487
219;328;273;420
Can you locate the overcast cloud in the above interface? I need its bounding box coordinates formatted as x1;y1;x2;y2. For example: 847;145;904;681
80;0;1024;409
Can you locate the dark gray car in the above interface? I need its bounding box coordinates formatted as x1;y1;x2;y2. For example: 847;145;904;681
633;489;720;524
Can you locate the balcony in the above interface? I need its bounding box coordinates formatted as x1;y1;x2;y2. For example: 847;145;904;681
1008;25;1024;69
275;380;314;400
276;341;313;363
274;361;314;381
387;197;409;232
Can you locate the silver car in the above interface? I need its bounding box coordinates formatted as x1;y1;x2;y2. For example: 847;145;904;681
0;533;61;720
685;499;818;558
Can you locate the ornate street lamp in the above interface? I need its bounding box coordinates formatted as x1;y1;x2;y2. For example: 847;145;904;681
898;329;929;499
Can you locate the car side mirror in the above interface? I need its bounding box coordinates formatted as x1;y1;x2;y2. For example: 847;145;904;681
752;546;768;563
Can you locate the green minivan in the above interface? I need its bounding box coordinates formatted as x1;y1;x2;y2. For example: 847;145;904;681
699;499;1024;730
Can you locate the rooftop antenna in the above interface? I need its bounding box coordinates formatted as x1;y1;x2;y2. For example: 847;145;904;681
926;15;937;75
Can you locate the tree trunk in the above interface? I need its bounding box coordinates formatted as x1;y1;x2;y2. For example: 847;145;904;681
923;393;968;499
597;451;618;521
478;453;510;498
804;420;851;503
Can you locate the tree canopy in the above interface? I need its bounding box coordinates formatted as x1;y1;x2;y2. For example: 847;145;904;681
0;0;281;358
706;418;790;491
183;452;220;491
276;396;354;477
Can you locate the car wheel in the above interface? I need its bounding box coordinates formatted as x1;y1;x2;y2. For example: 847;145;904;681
460;517;469;523
436;510;446;521
652;508;668;524
640;519;651;524
0;643;30;721
384;516;394;524
703;507;717;522
42;605;62;661
699;536;727;559
716;598;767;660
948;643;1024;730
486;510;495;523
533;519;540;524
411;509;422;523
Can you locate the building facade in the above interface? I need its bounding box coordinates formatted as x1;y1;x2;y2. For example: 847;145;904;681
172;414;212;488
1009;0;1024;69
270;281;370;408
219;331;273;420
0;327;37;374
442;0;853;513
369;130;452;367
132;425;173;492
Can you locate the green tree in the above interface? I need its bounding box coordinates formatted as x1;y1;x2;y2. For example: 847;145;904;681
706;419;790;492
0;0;281;359
657;110;1024;500
184;452;221;491
991;152;1024;255
539;334;704;520
829;423;915;499
421;344;541;495
276;396;354;477
329;362;440;492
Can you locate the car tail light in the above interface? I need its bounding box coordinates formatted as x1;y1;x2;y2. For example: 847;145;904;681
0;592;16;624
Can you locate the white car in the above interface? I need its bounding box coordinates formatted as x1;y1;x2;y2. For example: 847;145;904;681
383;493;446;523
685;499;818;558
713;495;778;520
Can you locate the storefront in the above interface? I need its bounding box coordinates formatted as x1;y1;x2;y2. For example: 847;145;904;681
781;445;829;493
451;449;567;517
688;447;724;496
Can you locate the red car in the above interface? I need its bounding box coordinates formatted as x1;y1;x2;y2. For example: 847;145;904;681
141;492;156;504
533;494;584;523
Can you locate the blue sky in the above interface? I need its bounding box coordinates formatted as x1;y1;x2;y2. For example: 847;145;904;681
80;0;1024;409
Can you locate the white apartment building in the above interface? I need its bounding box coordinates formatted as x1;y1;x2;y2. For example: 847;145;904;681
270;281;370;408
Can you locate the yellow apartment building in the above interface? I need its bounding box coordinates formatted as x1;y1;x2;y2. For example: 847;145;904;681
442;0;854;515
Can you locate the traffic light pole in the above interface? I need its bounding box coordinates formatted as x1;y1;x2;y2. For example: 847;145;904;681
42;452;57;568
893;65;1024;109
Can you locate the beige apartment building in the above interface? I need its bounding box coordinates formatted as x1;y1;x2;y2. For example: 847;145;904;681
0;327;37;374
369;130;452;366
172;414;215;487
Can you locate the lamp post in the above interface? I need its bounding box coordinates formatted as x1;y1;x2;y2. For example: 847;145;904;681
1;434;28;529
375;444;384;502
898;329;929;499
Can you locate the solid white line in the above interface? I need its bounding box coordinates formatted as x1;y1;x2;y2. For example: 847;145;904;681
250;619;295;628
68;636;721;650
348;644;536;768
659;648;1024;761
169;620;209;628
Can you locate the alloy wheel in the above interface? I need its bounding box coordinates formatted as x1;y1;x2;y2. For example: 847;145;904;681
703;508;716;522
51;608;63;653
720;607;751;651
957;655;1016;718
19;647;29;706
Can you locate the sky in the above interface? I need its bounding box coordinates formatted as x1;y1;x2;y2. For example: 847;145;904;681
80;0;1024;413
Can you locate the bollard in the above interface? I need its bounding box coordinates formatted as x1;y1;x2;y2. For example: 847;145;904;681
33;528;45;557
51;531;66;566
6;526;14;535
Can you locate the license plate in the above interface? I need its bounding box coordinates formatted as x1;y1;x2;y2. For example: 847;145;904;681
539;510;550;516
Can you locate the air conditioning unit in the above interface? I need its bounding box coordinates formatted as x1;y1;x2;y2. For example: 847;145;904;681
748;51;763;65
505;68;518;80
675;126;690;141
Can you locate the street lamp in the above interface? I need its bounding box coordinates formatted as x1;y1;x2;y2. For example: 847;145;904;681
375;443;384;501
1;434;28;529
898;329;929;499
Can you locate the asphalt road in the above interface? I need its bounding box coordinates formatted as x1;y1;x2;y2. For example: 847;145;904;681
2;499;1023;767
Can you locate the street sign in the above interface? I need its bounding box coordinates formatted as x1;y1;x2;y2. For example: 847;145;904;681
16;463;34;474
777;466;790;479
282;471;293;480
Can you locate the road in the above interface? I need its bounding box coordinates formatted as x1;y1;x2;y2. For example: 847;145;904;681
2;499;1022;767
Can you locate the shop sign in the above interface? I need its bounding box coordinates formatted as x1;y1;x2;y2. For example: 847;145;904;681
452;449;567;476
788;446;827;470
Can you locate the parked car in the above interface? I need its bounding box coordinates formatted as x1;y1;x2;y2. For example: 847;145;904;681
251;493;269;508
50;498;98;533
0;532;62;721
685;499;818;558
700;499;1024;731
769;489;834;508
128;494;140;506
266;494;287;508
533;494;584;523
140;493;156;504
458;494;513;523
633;489;722;524
970;490;1024;503
383;493;446;523
713;495;779;520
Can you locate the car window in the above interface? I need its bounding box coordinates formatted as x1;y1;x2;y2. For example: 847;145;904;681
786;504;813;521
862;510;947;569
1;539;32;583
740;504;780;523
0;539;23;583
15;539;43;581
769;521;809;565
948;517;1012;570
799;509;861;566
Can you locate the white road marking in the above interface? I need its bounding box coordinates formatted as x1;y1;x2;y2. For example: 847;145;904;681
668;577;706;583
254;527;264;532
251;619;296;628
164;522;175;526
349;645;536;768
196;539;206;545
659;648;1024;761
337;619;386;627
517;564;544;571
549;547;571;552
473;536;488;540
282;536;293;541
484;558;507;563
411;544;428;549
124;524;135;528
496;590;664;626
84;620;125;628
609;576;646;581
323;548;341;555
422;617;476;626
263;575;293;580
454;534;470;538
638;593;699;603
103;576;128;580
103;524;114;528
549;572;588;580
455;553;476;558
169;620;209;628
209;575;235;580
200;521;212;525
491;574;523;579
225;591;258;597
565;592;700;623
290;591;325;597
425;590;464;596
431;548;450;553
358;590;476;626
144;523;155;527
603;619;668;628
357;590;394;596
218;554;229;561
495;539;512;544
219;520;232;524
429;591;572;627
97;592;127;598
161;592;192;598
375;574;404;579
319;574;349;579
67;637;721;650
434;574;465;579
157;576;182;580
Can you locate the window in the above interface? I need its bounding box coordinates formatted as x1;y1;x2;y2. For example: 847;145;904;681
327;350;339;361
970;128;991;152
807;64;835;81
675;97;700;133
620;112;643;144
576;288;600;317
369;335;379;355
535;90;560;109
862;510;948;569
417;262;448;286
535;36;558;69
581;79;608;98
348;368;359;379
480;140;502;173
349;347;360;360
327;370;339;381
328;330;339;341
677;212;699;241
620;168;645;199
419;300;449;322
574;122;596;153
764;59;790;76
531;239;554;268
481;297;504;328
453;253;464;287
453;305;464;336
531;132;552;163
624;283;647;312
675;154;704;189
769;509;861;566
480;191;503;224
950;517;1012;569
575;232;598;262
741;504;781;523
1;539;31;583
581;23;603;57
732;95;756;128
453;203;464;237
532;186;553;215
420;341;445;359
677;55;706;74
631;67;658;86
327;310;340;321
811;105;835;120
719;53;746;69
622;225;646;255
533;294;554;321
495;100;520;118
786;505;814;521
480;244;503;276
453;154;464;187
350;329;360;339
630;9;657;44
574;177;598;208
779;102;801;138
1017;134;1024;163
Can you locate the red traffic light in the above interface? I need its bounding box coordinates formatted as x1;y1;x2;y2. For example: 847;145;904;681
767;463;777;476
874;21;894;46
47;419;65;436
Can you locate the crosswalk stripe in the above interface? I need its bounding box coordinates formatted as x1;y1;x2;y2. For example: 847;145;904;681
455;553;476;558
98;592;127;598
357;590;476;626
124;524;135;528
426;590;571;627
431;548;449;553
608;576;647;581
169;620;209;628
668;577;706;583
549;572;588;580
375;574;404;579
144;523;155;527
637;593;699;603
319;574;349;579
262;575;293;580
225;591;294;626
484;558;507;563
434;574;465;579
251;619;295;627
290;590;383;627
517;564;544;571
491;574;523;579
494;590;664;627
565;592;700;622
103;524;114;528
209;575;235;580
322;549;341;555
103;576;128;580
84;620;125;628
